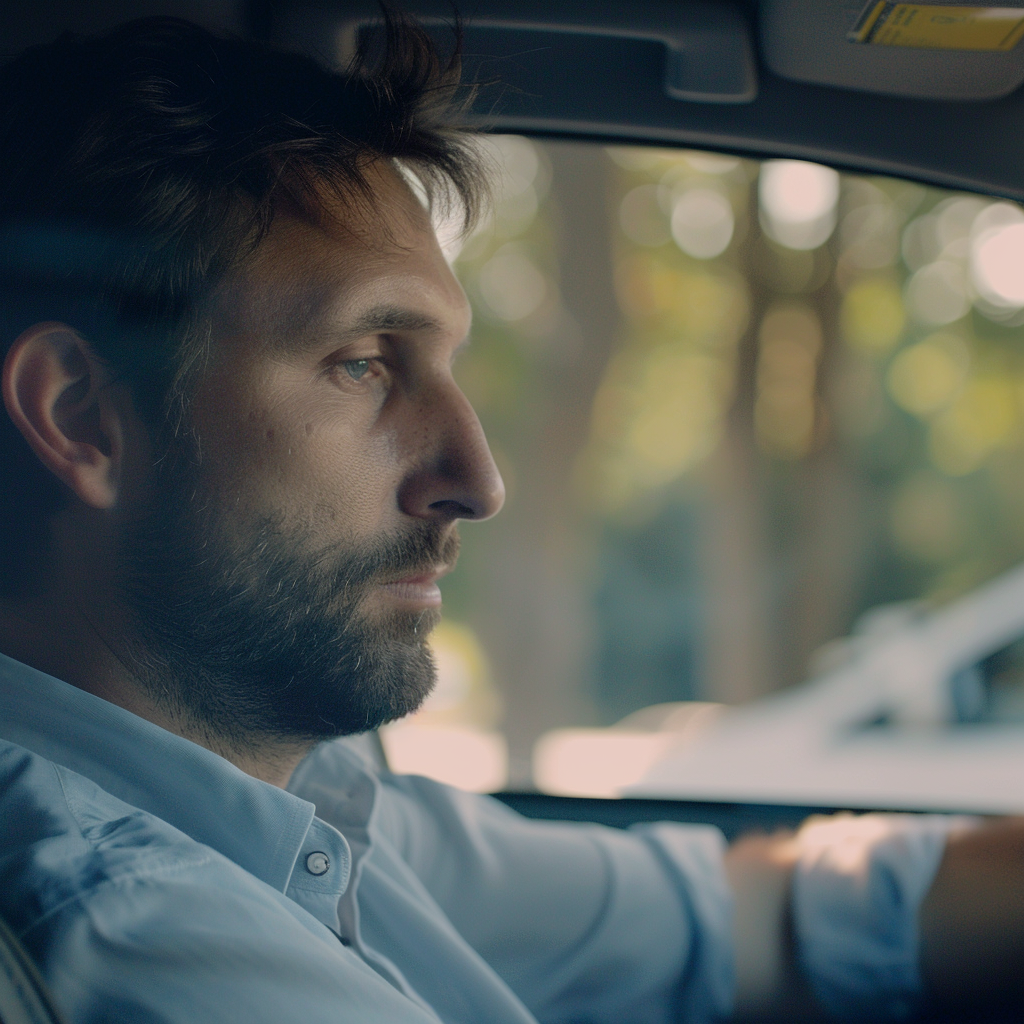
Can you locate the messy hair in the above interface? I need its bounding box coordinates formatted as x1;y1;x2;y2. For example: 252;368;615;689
0;10;488;597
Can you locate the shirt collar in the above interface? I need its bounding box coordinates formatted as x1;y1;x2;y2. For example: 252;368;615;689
0;651;345;897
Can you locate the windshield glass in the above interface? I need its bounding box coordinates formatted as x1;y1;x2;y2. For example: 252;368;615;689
379;137;1024;807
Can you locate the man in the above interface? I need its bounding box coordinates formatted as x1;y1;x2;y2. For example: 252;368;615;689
0;12;1020;1023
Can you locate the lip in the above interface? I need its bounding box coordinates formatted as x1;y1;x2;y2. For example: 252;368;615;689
376;567;449;607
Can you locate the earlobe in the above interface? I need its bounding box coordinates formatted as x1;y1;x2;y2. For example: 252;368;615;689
2;323;122;510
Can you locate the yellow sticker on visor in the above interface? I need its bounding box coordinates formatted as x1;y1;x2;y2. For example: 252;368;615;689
849;3;1024;50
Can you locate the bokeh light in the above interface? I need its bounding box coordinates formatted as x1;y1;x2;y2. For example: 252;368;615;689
619;184;671;247
929;377;1020;476
886;332;969;417
670;187;735;259
841;277;906;353
935;196;988;250
902;213;942;272
759;160;840;251
477;247;548;322
840;200;900;271
684;151;741;175
468;135;549;248
972;221;1024;308
904;260;971;326
588;342;735;511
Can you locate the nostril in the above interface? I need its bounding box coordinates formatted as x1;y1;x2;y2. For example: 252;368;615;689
429;498;476;519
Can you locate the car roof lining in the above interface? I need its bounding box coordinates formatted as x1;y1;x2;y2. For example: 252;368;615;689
4;1;1024;200
447;28;1024;202
267;6;1024;202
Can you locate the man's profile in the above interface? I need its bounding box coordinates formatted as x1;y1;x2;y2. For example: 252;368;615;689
0;12;496;764
0;10;1021;1024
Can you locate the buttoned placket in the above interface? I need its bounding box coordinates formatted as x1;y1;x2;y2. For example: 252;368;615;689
286;743;439;1013
284;818;352;937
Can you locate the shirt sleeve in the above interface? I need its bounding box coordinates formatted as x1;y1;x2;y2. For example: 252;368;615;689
373;773;734;1024
792;813;970;1020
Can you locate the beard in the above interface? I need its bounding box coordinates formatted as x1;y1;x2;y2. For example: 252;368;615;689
115;432;458;751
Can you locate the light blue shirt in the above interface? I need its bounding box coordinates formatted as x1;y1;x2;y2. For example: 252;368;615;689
0;652;953;1022
0;653;732;1023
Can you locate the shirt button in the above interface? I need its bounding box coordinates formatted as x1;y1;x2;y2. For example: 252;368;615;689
305;851;330;876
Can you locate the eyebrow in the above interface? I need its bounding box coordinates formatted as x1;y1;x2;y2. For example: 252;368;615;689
344;304;447;339
246;281;469;354
309;302;473;361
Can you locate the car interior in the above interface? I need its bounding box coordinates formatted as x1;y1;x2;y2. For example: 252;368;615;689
6;0;1024;1020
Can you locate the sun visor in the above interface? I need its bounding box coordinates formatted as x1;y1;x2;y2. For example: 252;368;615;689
761;0;1024;100
274;0;757;104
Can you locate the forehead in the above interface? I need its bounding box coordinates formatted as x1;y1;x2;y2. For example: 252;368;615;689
214;164;470;345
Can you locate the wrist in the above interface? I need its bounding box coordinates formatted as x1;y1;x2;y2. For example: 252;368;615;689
725;830;799;1012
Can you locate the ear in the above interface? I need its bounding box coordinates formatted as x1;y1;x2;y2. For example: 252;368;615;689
2;323;125;510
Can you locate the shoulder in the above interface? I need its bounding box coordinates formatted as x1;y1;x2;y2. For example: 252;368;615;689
0;739;218;938
0;740;419;1024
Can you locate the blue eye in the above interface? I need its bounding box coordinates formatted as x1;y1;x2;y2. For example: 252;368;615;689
343;359;371;381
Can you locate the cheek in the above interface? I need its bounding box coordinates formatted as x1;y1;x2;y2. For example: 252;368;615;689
191;361;404;534
295;423;400;531
222;403;404;536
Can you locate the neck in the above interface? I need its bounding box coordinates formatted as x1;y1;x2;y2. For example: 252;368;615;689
0;585;311;789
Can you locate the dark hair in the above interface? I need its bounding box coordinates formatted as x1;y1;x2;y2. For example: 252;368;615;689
0;11;487;598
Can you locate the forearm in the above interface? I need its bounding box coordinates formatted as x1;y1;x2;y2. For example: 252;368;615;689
727;814;968;1020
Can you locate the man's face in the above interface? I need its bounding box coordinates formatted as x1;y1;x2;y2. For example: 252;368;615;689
118;165;504;746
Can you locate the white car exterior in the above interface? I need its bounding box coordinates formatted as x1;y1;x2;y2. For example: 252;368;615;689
627;560;1024;812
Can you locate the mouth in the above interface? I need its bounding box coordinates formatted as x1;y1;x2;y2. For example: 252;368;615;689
375;566;450;608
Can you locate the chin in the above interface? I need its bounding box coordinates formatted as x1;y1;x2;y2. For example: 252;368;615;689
367;602;443;640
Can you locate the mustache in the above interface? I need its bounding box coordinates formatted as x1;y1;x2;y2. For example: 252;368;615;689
307;523;461;594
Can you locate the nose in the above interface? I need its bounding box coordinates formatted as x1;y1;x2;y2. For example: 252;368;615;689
397;384;505;524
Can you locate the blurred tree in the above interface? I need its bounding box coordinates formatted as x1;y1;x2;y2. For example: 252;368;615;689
453;141;622;783
444;139;1024;790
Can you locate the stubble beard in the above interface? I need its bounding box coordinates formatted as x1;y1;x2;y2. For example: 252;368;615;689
115;432;457;754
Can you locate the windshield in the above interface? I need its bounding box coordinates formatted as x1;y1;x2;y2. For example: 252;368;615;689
379;137;1024;806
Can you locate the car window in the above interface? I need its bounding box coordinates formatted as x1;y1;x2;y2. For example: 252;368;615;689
379;136;1024;806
